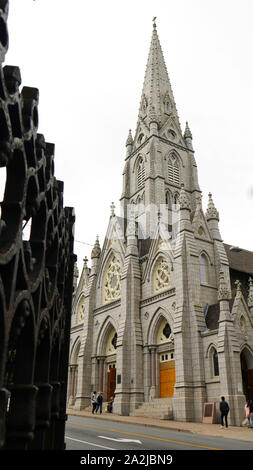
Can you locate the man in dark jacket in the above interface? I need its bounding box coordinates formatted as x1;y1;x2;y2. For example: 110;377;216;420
96;392;103;414
220;396;230;428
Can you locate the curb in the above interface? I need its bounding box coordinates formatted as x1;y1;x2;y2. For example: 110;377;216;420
67;409;253;442
67;410;194;435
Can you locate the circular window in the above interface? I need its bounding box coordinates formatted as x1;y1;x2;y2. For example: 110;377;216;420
103;255;121;303
153;258;170;292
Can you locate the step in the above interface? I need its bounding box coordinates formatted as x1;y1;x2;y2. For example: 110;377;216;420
130;398;173;420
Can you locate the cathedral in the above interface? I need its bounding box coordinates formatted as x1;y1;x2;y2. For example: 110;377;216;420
67;20;253;425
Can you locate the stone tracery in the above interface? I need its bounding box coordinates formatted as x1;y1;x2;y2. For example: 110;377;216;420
103;254;121;303
153;257;170;292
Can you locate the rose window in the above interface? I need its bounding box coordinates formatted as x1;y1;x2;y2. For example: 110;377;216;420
154;258;170;292
104;255;121;303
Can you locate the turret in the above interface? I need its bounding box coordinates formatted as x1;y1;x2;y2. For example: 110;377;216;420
218;270;232;322
90;235;101;274
184;121;193;150
205;192;222;241
125;129;133;157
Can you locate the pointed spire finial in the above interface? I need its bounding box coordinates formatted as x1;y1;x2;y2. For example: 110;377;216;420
83;256;88;268
184;121;192;139
125;129;133;147
110;202;116;217
235;279;242;299
206;192;219;221
91;235;101;259
152;17;157;29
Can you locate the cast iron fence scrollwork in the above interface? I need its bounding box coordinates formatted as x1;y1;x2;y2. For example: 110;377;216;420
0;1;76;450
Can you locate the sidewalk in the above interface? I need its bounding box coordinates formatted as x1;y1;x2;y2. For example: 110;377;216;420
67;408;253;443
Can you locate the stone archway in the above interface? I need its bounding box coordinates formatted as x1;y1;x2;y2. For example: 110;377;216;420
68;340;80;407
240;347;253;400
105;328;117;401
96;320;117;402
147;312;175;400
157;318;175;398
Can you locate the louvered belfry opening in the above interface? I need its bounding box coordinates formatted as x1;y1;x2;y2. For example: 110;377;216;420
0;2;75;450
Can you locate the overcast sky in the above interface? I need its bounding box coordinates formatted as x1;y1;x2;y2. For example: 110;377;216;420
2;0;253;276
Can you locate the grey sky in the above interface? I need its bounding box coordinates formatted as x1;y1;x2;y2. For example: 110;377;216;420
1;0;253;275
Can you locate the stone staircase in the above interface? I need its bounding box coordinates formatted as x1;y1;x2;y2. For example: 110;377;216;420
130;398;173;420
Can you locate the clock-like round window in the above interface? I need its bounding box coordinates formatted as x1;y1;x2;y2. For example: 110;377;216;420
103;255;121;303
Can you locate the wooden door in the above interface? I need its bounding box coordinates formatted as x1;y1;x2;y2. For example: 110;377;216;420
160;360;175;398
107;367;116;401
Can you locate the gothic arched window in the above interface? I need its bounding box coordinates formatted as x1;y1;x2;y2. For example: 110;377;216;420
165;191;171;208
137;158;145;189
173;192;179;206
199;253;208;284
211;348;219;377
157;318;172;344
138;133;144;145
105;329;117;356
168;154;180;185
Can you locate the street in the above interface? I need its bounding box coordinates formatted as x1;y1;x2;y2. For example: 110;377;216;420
65;414;253;451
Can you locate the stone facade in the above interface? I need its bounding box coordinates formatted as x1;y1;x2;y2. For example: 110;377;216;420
68;20;253;425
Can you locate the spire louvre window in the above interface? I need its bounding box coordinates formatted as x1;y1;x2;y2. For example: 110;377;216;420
137;158;145;189
168;154;180;185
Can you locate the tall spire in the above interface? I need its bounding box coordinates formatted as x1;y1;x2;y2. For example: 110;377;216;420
134;18;182;144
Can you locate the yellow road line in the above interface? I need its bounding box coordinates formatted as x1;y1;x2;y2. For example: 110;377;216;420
68;420;223;450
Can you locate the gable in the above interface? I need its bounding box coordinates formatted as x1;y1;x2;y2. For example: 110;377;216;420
192;206;212;242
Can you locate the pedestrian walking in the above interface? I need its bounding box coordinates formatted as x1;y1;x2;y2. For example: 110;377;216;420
107;396;114;413
96;392;103;414
245;399;251;427
249;399;253;429
220;396;230;428
91;391;97;414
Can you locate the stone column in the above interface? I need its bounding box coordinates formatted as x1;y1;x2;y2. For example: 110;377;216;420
149;346;157;400
98;356;105;393
151;348;157;386
68;365;76;407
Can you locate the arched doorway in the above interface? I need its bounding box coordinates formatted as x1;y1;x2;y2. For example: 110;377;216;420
157;318;175;398
105;329;117;401
240;347;253;400
68;340;80;407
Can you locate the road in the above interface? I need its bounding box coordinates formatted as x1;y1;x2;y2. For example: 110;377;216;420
65;414;253;451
